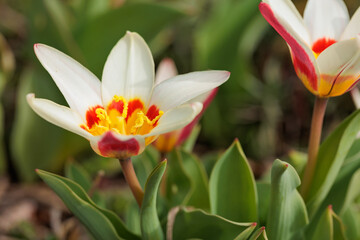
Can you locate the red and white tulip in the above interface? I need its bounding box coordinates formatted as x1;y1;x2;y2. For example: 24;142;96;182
27;32;230;159
260;0;360;97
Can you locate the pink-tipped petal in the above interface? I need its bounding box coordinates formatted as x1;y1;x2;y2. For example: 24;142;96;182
155;58;178;85
304;0;349;43
101;32;155;106
34;44;102;118
341;7;360;40
260;2;319;93
90;132;145;159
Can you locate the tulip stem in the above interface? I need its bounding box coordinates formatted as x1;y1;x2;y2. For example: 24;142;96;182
300;97;328;200
119;158;144;207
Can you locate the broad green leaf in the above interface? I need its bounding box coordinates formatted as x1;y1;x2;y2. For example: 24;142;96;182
168;207;254;240
308;206;346;240
65;161;92;192
307;151;360;236
37;170;140;240
267;160;308;240
180;149;210;209
125;201;141;235
342;205;360;240
249;227;269;240
209;139;257;222
75;2;185;76
256;182;271;226
305;110;360;215
165;150;192;207
140;160;167;240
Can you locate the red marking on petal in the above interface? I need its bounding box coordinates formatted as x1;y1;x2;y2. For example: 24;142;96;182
345;77;360;92
146;105;160;121
259;2;318;91
177;88;218;145
108;99;125;114
85;105;104;128
98;132;140;158
312;38;336;55
126;99;144;121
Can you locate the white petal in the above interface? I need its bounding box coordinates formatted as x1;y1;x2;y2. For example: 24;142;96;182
144;103;203;137
150;71;229;111
304;0;349;43
339;37;360;76
34;44;102;118
341;7;360;40
262;0;310;44
27;93;92;139
155;58;178;85
317;38;358;76
101;32;154;106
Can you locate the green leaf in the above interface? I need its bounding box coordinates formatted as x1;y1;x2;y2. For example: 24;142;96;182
209;139;257;222
65;161;92;192
167;207;255;240
125;201;141;235
256;182;271;226
308;206;346;240
267;160;308;240
182;125;201;153
165;150;192;207
180;149;210;210
140;160;167;240
132;145;159;188
342;205;360;240
37;170;140;240
234;223;257;240
305;110;360;215
75;2;185;76
249;227;269;240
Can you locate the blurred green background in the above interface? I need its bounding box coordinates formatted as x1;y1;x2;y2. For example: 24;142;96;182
0;0;358;181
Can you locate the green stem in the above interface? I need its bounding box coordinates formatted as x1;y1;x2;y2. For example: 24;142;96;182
300;97;328;200
119;158;144;207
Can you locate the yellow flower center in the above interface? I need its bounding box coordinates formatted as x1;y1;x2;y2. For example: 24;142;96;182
81;96;163;136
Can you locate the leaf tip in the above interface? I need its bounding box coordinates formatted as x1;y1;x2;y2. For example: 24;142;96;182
252;222;257;227
261;226;266;230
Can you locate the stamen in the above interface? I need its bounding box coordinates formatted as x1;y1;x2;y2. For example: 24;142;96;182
82;97;163;137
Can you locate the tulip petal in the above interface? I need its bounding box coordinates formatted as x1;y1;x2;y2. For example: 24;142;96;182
317;38;360;96
27;94;92;139
261;0;310;44
341;7;360;40
90;131;145;159
150;71;229;111
304;0;349;43
145;103;203;137
34;44;102;118
101;32;154;106
259;2;319;94
155;58;178;85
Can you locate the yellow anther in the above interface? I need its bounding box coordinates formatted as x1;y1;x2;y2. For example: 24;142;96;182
96;108;108;121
